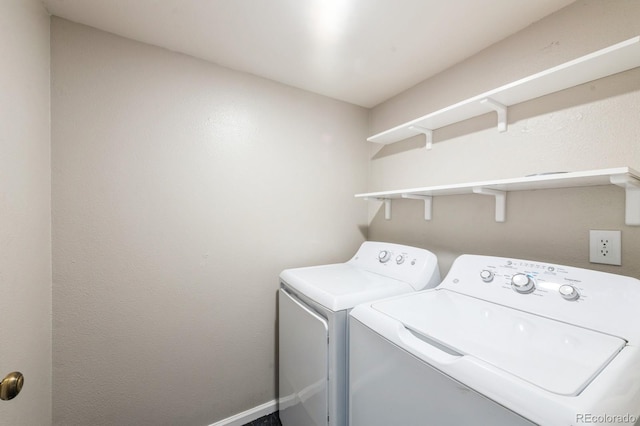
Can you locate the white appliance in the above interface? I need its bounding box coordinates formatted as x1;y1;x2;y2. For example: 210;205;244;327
278;241;440;426
349;254;640;426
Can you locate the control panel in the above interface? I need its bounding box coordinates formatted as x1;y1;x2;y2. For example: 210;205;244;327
447;257;590;303
476;262;580;300
440;254;640;340
376;249;410;266
348;241;441;291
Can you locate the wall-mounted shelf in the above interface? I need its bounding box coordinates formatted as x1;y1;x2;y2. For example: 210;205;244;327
368;36;640;148
356;167;640;226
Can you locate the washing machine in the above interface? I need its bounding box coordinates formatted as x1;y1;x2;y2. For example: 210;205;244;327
278;241;440;426
349;254;640;426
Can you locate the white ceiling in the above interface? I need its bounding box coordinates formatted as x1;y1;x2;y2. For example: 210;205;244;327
42;0;576;108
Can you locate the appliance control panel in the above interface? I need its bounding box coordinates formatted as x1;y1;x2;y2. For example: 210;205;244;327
348;241;441;291
473;259;580;300
440;254;640;339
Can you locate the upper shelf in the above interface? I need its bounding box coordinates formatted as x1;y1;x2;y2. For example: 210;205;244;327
356;167;640;225
368;36;640;146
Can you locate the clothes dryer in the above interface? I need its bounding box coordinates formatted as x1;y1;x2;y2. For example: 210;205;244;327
278;241;440;426
349;254;640;426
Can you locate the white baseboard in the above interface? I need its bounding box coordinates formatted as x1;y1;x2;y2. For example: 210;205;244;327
209;399;278;426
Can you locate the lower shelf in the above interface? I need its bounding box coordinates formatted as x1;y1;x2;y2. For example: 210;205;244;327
356;167;640;225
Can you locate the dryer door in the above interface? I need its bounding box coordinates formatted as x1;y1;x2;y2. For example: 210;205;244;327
279;289;329;426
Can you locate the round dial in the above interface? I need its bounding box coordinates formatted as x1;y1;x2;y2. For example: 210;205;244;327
559;284;580;301
378;250;391;263
479;270;494;282
395;255;405;265
511;273;535;294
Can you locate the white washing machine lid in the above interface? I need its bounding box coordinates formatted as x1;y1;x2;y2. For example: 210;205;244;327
371;289;626;396
280;263;413;311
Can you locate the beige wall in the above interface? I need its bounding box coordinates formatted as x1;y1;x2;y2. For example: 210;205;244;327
0;1;51;425
47;1;640;424
51;18;367;426
368;0;640;278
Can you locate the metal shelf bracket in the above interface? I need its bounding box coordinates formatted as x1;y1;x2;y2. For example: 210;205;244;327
480;98;508;132
402;194;433;220
610;174;640;225
473;187;507;222
365;197;392;220
408;126;433;150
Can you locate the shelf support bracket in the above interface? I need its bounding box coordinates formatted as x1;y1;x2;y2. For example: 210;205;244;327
381;198;392;220
408;126;433;150
480;98;508;132
365;197;392;220
473;187;506;222
402;194;433;220
610;174;640;226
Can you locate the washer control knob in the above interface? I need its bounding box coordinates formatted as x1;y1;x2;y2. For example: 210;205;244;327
511;273;535;294
559;285;580;301
395;255;405;265
378;250;391;263
479;270;494;282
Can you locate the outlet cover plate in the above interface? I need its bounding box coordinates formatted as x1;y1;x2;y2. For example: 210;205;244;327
589;230;622;265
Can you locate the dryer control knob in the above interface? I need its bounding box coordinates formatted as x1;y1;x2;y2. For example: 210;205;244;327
480;270;494;282
378;250;391;263
559;285;580;301
395;255;405;265
511;273;535;294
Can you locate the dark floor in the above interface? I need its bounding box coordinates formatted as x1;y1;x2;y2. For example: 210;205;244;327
243;412;282;426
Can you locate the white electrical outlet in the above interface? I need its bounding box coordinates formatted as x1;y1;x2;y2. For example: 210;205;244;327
589;230;622;265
